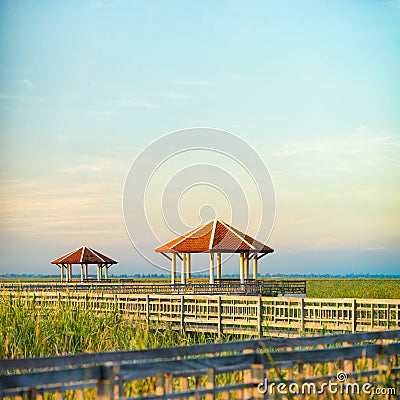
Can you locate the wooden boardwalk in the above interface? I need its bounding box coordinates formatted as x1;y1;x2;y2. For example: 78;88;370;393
3;290;400;336
1;329;399;399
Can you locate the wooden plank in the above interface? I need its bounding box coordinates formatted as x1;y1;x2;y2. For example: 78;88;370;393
0;366;103;391
255;343;400;368
5;342;398;394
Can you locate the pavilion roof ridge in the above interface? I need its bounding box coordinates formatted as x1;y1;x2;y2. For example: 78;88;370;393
79;246;86;263
168;220;212;250
209;218;218;249
51;246;117;265
54;246;83;264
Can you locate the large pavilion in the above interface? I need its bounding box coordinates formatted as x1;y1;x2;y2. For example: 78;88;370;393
155;219;274;285
51;246;117;282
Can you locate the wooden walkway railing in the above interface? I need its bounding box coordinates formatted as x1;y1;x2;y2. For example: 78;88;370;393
3;291;400;336
0;281;307;296
1;330;399;399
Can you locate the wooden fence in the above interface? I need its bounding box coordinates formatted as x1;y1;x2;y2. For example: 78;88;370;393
1;330;399;399
3;291;400;336
0;281;307;297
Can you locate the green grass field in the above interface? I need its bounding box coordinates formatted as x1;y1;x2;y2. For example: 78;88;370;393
305;278;400;299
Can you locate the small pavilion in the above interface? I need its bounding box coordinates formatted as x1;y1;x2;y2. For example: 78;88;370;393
155;219;274;285
51;246;117;282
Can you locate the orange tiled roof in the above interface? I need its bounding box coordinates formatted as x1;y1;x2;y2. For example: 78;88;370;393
51;246;117;264
155;219;274;254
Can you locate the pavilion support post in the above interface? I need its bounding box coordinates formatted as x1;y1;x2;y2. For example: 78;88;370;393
85;264;88;280
253;254;258;280
105;265;108;279
171;253;176;285
239;253;244;284
187;253;191;279
68;264;72;282
181;253;186;285
97;265;100;282
217;252;222;280
60;265;64;283
209;252;215;284
244;253;249;280
80;264;84;282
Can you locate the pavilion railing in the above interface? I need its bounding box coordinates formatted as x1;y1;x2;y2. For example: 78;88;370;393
0;280;306;296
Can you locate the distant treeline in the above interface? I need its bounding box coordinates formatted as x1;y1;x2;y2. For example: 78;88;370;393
1;273;399;278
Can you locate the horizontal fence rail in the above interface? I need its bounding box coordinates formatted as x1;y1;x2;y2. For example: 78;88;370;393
2;291;400;337
0;281;307;297
1;330;399;399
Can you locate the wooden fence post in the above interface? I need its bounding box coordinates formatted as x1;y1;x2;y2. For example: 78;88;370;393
371;303;374;329
165;373;173;394
146;294;150;324
257;296;263;338
300;297;305;333
344;342;354;374
377;346;390;387
156;373;165;397
180;295;185;333
251;363;264;399
297;361;304;400
217;296;222;338
180;376;188;396
75;389;84;400
96;364;117;400
205;368;216;400
352;299;357;333
243;349;255;399
55;391;64;400
27;388;36;400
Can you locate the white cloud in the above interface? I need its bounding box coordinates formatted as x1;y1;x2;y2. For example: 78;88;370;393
271;134;400;158
89;110;117;121
364;246;385;252
162;93;189;99
21;79;34;88
112;100;159;109
92;1;113;8
0;177;122;235
53;134;67;142
59;155;122;174
166;80;212;86
0;93;17;100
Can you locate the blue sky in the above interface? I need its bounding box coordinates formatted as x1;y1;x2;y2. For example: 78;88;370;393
0;1;399;275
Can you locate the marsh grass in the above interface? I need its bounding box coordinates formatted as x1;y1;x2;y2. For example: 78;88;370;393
0;292;215;359
0;292;247;398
